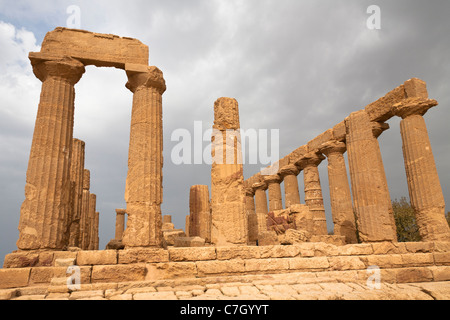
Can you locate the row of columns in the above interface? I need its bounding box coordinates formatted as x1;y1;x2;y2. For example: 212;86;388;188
17;54;167;251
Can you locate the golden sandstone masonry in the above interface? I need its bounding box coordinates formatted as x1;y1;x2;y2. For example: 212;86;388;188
1;28;449;300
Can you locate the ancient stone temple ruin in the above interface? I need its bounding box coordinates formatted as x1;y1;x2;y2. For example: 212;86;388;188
0;28;449;300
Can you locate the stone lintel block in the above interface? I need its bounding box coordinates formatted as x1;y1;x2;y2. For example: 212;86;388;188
289;145;308;164
168;247;216;262
91;264;147;283
77;250;117;266
338;244;374;256
332;121;346;142
288;257;330;271
364;85;406;122
433;252;450;266
394;267;433;284
29;266;91;285
244;258;290;272
259;245;302;259
327;256;366;271
0;268;30;289
196;260;245;276
125;63;150;74
118;248;169;264
307;129;334;153
145;262;198;280
371;242;407;255
216;246;261;260
404;78;428;99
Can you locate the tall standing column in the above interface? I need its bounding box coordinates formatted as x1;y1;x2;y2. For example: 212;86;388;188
123;66;166;248
263;175;283;212
252;181;269;234
279;165;301;208
94;211;100;250
393;98;450;241
87;193;97;250
189;185;212;243
115;209;126;241
210;97;248;246
296;152;328;235
320;141;357;243
244;183;258;244
17;57;85;250
345;110;397;242
80;169;91;250
68;138;85;248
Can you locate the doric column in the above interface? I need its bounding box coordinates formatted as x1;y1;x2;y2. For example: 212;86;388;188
68;139;85;248
88;193;97;250
263;175;283;212
244;184;258;244
80;169;90;250
94;211;100;250
210;97;248;246
252;181;269;234
278;165;301;208
115;209;126;241
17;56;85;250
345;110;397;242
185;215;190;237
296;152;328;235
123;66;166;248
393;97;450;241
189;185;212;243
320;141;357;244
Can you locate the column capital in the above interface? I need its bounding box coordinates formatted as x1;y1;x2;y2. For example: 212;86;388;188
243;187;255;197
320;141;347;157
31;56;85;85
115;209;127;215
262;174;282;185
126;66;166;94
252;181;268;191
295;152;325;169
278;164;300;178
393;97;438;119
372;122;390;139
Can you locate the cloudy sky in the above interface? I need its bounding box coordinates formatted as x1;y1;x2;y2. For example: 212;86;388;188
1;0;449;265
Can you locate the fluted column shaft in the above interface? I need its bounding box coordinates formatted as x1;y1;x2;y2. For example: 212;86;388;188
279;165;301;208
263;175;283;212
244;186;258;244
123;67;166;248
115;209;126;241
394;98;450;241
297;153;328;235
345;110;397;242
94;212;99;250
68;138;85;248
17;57;85;250
189;185;212;243
80;169;90;250
87;193;96;250
321;141;357;243
210;98;248;246
253;182;269;234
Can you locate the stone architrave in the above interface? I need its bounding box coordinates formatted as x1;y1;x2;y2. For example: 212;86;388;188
393;97;450;241
80;169;91;250
210;98;248;246
189;185;212;243
122;66;166;248
278;165;301;208
243;182;258;244
252;181;269;234
345;110;397;242
263;175;284;212
16;56;85;250
296;152;328;235
68;139;85;248
115;209;126;241
320;141;357;244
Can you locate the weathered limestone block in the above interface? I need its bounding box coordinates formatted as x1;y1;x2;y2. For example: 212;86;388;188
146;262;198;280
393;97;450;242
17;56;85;250
123;66;166;248
185;215;190;237
38;27;149;68
118;248;169;264
216;246;260;260
91;265;147;283
307;129;334;151
0;268;31;289
320;141;357;244
278;165;301;208
68;138;85;248
77;250;117;266
189;185;211;243
210;97;248;246
196;260;246;276
296;152;328;235
289;204;314;235
258;231;280;246
162;215;175;230
115;209;126;241
364;84;406;122
345;110;397;242
279;229;311;245
163;229;186;246
174;237;206;248
310;235;346;246
168;247;217;262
